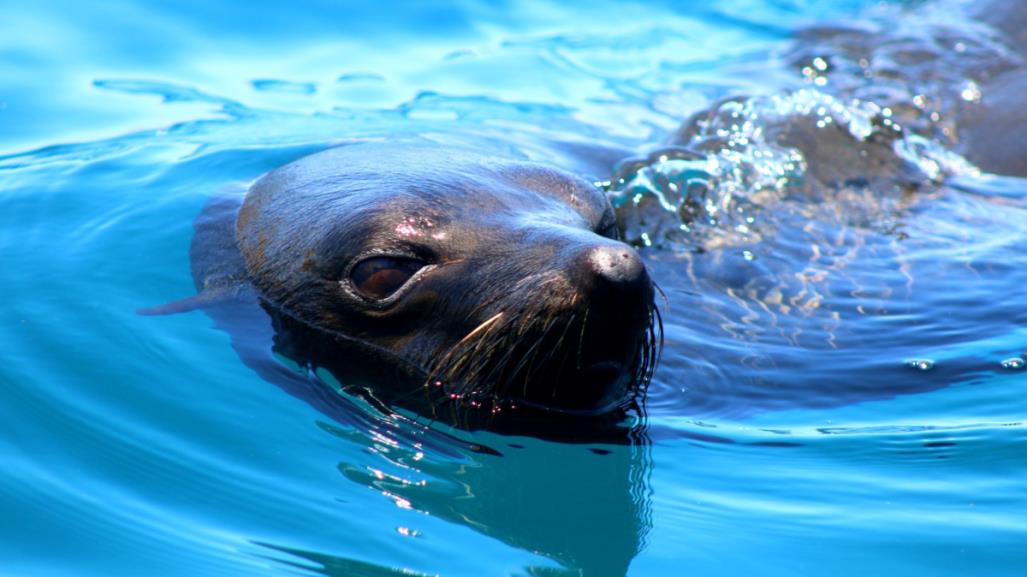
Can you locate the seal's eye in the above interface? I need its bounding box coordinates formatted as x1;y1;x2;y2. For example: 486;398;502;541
350;257;425;300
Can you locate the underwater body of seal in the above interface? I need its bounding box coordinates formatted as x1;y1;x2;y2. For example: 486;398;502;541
2;0;1027;575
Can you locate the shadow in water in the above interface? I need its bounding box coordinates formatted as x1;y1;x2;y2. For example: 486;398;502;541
270;423;652;577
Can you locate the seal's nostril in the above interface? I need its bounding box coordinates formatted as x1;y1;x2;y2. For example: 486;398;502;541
586;244;646;285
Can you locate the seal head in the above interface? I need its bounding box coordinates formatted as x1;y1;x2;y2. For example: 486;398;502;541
236;142;659;424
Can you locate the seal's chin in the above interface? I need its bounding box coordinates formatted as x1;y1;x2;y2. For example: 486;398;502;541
579;360;633;406
511;361;634;416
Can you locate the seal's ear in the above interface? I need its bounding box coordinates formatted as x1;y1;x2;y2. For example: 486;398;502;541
137;284;244;316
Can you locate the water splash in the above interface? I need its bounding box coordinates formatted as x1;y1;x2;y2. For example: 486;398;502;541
607;89;979;248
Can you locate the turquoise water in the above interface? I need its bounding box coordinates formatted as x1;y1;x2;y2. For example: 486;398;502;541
2;1;1026;576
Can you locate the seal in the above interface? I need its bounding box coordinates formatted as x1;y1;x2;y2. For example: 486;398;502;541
177;141;661;430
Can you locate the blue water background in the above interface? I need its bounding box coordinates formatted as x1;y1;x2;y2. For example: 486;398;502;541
2;1;1026;576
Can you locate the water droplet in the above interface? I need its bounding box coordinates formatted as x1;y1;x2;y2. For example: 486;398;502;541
1000;358;1025;370
960;81;981;103
906;359;934;371
397;526;423;538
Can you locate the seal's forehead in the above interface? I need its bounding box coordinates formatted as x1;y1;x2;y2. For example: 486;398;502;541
264;141;606;221
284;141;595;189
491;160;605;203
388;164;600;225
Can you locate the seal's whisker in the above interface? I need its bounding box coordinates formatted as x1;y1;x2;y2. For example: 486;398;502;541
465;291;512;320
653;281;670;313
514;310;568;399
472;332;523;397
428;312;508;390
543;312;579;400
439;313;533;403
551;313;576;359
511;312;563;401
627;306;656;393
453;312;505;350
576;307;589;371
653;304;665;361
640;304;663;385
457;325;513;386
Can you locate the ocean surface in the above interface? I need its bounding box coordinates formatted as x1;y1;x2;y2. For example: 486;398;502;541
2;1;1026;576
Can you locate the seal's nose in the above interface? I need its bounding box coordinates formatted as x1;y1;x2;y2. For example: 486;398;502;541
585;244;647;288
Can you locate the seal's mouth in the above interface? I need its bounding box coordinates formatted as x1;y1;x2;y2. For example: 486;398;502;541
580;360;624;385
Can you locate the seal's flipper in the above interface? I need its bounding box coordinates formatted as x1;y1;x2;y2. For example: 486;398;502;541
140;188;252;317
138;282;254;316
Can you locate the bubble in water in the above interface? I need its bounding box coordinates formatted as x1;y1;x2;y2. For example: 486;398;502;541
1000;357;1025;370
905;359;935;371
